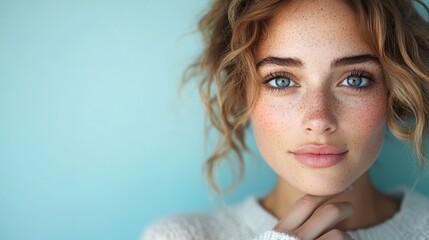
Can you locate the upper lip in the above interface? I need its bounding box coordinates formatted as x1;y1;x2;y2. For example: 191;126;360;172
292;144;348;155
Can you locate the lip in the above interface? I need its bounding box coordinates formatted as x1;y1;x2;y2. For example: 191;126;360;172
291;144;348;168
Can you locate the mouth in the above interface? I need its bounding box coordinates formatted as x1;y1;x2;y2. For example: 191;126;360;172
291;144;348;168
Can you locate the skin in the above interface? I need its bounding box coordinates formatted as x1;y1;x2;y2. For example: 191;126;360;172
249;0;400;238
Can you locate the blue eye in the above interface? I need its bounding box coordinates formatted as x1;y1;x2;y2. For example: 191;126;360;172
266;77;297;88
341;75;370;88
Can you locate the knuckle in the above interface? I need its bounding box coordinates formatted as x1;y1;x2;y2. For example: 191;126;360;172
319;229;347;240
294;195;313;208
321;203;342;218
290;229;303;239
273;223;285;232
329;229;345;238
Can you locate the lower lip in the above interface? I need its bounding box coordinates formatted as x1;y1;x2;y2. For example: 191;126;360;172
293;152;347;168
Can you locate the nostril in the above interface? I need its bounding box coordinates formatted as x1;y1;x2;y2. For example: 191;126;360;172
305;122;335;134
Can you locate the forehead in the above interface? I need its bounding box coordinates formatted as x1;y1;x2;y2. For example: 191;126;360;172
257;0;372;61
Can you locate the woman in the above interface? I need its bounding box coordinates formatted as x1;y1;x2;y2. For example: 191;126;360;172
143;0;429;239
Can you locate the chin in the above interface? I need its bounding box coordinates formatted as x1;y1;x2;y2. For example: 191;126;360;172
287;165;363;196
303;187;348;196
298;181;352;196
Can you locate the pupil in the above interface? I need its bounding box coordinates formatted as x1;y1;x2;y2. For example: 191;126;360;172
347;76;362;86
275;78;290;87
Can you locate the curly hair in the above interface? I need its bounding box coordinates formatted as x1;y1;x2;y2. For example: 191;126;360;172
187;0;429;194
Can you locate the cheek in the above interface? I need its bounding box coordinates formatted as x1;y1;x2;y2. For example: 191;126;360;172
250;96;298;166
344;93;387;161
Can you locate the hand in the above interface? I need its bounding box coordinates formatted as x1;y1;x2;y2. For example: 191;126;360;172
273;188;354;240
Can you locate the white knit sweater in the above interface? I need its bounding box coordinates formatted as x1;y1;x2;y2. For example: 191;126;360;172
142;189;429;240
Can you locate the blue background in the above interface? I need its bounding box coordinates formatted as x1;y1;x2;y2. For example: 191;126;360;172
1;1;428;240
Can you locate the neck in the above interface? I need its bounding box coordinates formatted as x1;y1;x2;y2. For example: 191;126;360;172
260;172;400;230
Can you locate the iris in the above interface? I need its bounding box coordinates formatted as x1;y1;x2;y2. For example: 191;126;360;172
274;78;291;88
346;76;363;87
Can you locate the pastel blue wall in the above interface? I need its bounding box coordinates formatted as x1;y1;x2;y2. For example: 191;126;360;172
0;1;428;240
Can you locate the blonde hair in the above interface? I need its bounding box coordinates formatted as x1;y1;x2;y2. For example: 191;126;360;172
187;0;429;193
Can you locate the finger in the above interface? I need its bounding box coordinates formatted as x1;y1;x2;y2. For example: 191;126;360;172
317;229;353;240
295;202;354;240
275;186;352;231
274;195;335;231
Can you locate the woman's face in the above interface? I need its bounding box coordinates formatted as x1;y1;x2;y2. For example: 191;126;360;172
251;0;388;195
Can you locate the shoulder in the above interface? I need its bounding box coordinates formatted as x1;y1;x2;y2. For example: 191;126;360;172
349;188;429;239
399;189;429;236
141;213;213;240
140;200;258;240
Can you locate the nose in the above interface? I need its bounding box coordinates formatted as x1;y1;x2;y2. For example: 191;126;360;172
302;89;337;135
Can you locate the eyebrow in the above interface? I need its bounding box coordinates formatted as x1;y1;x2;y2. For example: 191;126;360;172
256;57;303;69
256;54;380;69
331;54;380;68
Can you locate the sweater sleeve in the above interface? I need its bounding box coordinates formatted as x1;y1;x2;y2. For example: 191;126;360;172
141;219;299;240
140;217;199;240
252;230;299;240
141;220;299;240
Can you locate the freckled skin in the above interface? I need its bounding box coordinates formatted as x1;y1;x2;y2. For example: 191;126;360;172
251;0;388;195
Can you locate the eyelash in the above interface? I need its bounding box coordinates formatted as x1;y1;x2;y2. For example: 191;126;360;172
262;72;295;93
262;70;375;93
343;70;375;92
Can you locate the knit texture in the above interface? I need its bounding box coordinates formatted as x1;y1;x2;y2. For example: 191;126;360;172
141;188;429;240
